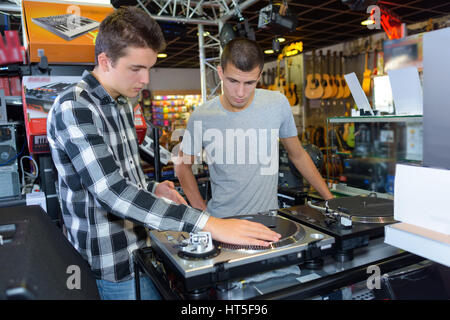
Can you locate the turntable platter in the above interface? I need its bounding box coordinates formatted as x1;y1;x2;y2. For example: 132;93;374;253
215;215;306;251
326;196;395;223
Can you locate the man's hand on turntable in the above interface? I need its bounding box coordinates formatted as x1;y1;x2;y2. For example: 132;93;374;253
202;216;282;246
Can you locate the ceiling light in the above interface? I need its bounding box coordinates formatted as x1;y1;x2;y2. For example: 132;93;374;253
361;18;375;26
264;49;274;54
277;37;286;43
157;53;168;58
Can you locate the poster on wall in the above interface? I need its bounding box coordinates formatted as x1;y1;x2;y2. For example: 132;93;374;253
22;0;114;64
383;33;423;72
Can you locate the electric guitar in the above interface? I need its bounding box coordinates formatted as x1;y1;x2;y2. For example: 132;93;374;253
362;51;372;96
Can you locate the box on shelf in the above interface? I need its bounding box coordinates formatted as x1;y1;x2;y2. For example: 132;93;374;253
22;76;147;154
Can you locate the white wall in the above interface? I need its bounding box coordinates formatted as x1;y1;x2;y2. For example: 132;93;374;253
149;68;201;92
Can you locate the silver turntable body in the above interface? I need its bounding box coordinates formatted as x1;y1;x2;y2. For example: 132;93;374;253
149;214;335;291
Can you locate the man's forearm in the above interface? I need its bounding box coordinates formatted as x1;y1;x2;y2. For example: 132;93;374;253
175;163;207;210
291;153;333;200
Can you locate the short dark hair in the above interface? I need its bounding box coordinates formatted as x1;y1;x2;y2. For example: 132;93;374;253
95;7;166;66
220;38;264;72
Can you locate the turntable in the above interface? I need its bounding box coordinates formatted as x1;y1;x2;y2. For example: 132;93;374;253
149;213;334;296
278;196;396;262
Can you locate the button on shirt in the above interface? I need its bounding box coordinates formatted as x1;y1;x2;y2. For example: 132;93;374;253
47;71;209;282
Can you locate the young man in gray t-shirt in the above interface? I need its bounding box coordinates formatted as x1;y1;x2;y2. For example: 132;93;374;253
176;38;333;218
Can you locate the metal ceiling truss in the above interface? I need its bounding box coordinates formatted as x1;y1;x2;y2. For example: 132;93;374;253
135;0;259;101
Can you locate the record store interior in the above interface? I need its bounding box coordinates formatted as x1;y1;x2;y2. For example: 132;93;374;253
1;0;450;301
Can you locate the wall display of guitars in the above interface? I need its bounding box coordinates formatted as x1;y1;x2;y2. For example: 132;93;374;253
262;55;300;107
305;50;352;101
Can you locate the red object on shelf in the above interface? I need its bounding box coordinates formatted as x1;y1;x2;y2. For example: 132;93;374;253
9;76;21;96
5;31;22;64
0;77;11;95
134;103;147;145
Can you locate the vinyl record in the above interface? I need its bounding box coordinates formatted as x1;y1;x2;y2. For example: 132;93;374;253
215;214;305;251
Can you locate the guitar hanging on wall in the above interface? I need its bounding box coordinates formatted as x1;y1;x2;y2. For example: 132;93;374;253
362;51;372;96
320;50;333;99
340;52;351;98
305;49;324;99
334;51;344;99
327;50;338;98
285;59;298;106
274;56;287;95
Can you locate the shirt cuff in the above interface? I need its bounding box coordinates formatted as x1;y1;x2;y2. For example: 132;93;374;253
147;181;159;193
192;210;210;232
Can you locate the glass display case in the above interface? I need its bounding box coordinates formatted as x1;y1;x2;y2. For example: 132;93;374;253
325;115;423;198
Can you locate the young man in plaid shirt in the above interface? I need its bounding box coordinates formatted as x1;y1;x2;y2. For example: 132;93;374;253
47;7;280;300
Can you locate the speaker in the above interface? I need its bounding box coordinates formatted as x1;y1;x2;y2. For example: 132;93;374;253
219;23;237;49
0;205;99;300
0;124;20;199
258;4;298;34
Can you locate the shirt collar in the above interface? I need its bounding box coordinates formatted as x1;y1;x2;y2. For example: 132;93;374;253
82;70;129;106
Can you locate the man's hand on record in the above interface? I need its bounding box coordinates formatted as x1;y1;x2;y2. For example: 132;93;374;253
154;180;188;205
203;216;282;247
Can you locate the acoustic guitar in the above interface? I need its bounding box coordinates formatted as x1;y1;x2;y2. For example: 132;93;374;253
305;49;324;99
320;50;333;99
362;51;372;96
285;59;298;106
274;58;287;95
340;52;351;98
334;51;344;99
327;50;338;98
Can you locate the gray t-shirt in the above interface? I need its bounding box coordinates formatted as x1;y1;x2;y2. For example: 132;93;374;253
181;89;297;218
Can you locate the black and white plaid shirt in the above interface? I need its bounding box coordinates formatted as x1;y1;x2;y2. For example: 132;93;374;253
47;70;209;282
